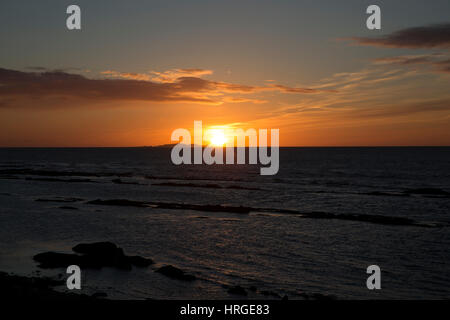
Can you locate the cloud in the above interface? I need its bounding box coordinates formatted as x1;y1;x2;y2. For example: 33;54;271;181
432;58;450;73
348;98;450;119
103;68;322;94
373;54;436;65
344;23;450;49
373;53;450;74
0;68;219;106
150;68;213;83
0;67;322;109
268;84;320;93
101;70;151;81
222;97;267;104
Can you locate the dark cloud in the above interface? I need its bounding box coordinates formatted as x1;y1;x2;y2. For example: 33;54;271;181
0;68;225;106
346;23;450;49
26;66;49;71
0;68;323;108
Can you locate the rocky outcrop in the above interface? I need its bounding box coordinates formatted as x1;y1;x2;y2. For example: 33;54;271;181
155;265;196;281
33;242;153;270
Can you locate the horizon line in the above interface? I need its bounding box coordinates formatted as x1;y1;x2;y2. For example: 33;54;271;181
0;145;449;148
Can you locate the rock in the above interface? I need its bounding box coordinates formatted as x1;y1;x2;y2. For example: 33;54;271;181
155;265;196;281
404;188;450;196
35;197;84;203
33;252;82;269
111;178;142;185
0;271;93;300
311;293;337;300
128;255;153;267
59;206;78;210
112;248;133;270
26;177;95;183
227;285;247;296
73;242;132;270
87;199;149;207
34;242;152;271
72;242;118;256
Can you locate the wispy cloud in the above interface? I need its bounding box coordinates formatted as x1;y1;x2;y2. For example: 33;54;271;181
150;68;213;83
101;70;151;81
373;53;450;74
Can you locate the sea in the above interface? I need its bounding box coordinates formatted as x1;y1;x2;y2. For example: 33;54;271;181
0;147;449;299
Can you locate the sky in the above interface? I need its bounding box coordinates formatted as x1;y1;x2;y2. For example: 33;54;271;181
0;0;449;146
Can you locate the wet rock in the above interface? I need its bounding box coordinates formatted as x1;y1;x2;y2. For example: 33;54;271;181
72;242;118;256
87;199;149;207
59;206;78;210
26;177;95;183
88;198;252;214
365;191;409;197
227;285;247;296
153;202;251;214
128;255;153;267
34;242;152;271
36;197;84;203
155;265;196;281
112;178;143;185
73;242;131;270
404;188;450;196
0;271;93;300
33;252;82;269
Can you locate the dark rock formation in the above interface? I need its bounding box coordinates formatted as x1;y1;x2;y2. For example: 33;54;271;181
112;178;144;185
404;188;450;196
72;242;118;256
0;271;92;300
155;265;196;281
34;242;153;270
36;197;84;203
87;199;150;208
34;252;82;269
128;255;154;267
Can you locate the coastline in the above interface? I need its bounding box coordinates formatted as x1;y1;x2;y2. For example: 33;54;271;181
0;271;94;300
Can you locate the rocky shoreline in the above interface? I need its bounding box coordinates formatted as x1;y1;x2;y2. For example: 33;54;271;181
0;271;93;300
2;241;339;300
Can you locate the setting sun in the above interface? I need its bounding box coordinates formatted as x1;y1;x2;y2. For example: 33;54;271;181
207;129;227;146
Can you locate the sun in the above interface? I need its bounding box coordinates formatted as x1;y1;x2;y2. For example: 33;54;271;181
207;129;227;146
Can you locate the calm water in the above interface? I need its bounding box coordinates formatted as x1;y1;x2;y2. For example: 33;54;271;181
0;147;449;299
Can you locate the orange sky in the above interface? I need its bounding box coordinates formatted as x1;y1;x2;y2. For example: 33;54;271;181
1;2;450;146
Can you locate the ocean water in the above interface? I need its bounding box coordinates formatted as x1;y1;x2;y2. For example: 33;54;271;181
0;147;449;299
